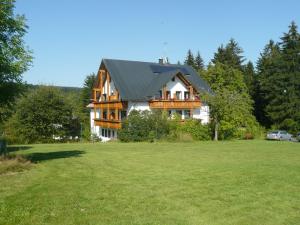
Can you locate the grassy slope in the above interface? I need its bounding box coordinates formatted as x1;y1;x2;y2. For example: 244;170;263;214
0;140;299;225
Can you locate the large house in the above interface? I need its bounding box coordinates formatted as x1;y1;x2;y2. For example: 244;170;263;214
89;58;212;141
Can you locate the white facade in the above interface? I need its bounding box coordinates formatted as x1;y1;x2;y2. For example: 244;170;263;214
164;76;188;100
90;74;210;141
127;101;151;114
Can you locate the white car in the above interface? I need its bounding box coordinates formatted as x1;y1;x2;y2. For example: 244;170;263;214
266;130;293;141
297;133;300;142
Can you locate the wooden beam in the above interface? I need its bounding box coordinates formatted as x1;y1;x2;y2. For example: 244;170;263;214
100;70;103;101
107;72;110;101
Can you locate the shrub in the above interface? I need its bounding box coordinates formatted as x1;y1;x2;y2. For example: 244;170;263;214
119;110;170;142
180;119;211;141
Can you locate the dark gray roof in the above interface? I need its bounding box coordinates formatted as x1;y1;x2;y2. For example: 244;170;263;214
102;59;212;101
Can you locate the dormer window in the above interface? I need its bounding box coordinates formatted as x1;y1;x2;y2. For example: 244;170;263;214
171;77;175;82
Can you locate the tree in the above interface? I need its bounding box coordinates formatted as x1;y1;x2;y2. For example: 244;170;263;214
5;87;76;143
256;22;300;132
212;38;245;71
243;61;256;97
80;73;97;114
195;51;204;71
204;63;258;140
0;0;32;108
255;40;281;127
184;49;196;68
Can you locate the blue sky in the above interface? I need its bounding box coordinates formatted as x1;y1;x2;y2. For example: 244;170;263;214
16;0;300;87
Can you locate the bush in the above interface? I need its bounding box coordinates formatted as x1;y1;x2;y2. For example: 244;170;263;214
119;110;213;142
119;110;170;142
180;119;211;141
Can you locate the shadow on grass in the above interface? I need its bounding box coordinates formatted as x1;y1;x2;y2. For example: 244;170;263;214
26;150;85;163
7;146;33;152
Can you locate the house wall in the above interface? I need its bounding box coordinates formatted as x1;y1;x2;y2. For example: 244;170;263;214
192;104;210;124
102;79;116;96
164;76;188;99
127;101;150;115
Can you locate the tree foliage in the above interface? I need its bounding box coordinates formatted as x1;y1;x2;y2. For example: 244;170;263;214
204;62;258;140
118;110;170;142
0;0;32;107
212;38;245;71
195;51;204;71
256;22;300;133
4;87;77;143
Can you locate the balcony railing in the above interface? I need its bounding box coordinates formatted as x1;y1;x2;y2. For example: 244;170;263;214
93;101;127;109
149;99;201;109
94;119;121;129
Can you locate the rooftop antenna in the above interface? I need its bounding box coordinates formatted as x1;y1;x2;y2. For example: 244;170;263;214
163;41;168;64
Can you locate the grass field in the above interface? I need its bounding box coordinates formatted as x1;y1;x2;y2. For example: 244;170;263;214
0;140;300;225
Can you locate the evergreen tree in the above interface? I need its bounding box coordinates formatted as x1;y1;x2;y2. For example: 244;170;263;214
80;73;97;114
243;61;256;97
184;49;196;68
256;40;281;127
195;51;204;71
212;38;245;71
257;22;300;132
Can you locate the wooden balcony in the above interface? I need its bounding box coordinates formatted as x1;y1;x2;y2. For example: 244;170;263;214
94;119;122;129
93;101;127;110
149;100;201;109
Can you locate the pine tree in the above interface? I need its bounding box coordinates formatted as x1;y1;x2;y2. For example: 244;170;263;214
256;40;281;127
195;51;204;71
243;61;256;97
184;49;196;68
256;22;300;132
212;38;245;71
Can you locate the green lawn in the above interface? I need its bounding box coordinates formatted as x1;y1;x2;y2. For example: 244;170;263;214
0;140;300;225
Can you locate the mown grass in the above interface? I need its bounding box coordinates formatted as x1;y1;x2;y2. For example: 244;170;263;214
0;140;299;225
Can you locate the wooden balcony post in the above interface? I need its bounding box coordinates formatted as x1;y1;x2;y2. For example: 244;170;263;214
115;109;118;121
100;70;103;101
189;86;194;100
163;85;166;99
93;90;96;102
107;72;110;101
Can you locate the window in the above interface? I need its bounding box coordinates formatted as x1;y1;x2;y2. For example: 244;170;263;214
102;129;105;136
112;130;115;138
102;94;107;101
176;110;182;116
110;111;115;120
159;90;162;98
176;91;181;100
108;130;111;138
102;110;107;120
105;129;107;137
184;110;191;119
166;91;171;99
172;77;175;82
168;110;172;117
184;91;190;100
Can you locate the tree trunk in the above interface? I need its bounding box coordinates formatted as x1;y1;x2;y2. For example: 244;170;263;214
214;121;219;141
